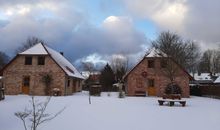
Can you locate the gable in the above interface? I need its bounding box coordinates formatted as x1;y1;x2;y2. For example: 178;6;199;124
124;57;192;80
1;43;84;79
2;55;65;75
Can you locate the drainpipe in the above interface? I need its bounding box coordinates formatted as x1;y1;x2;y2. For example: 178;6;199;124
64;75;67;96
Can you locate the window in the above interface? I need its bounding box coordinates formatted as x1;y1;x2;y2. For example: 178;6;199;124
161;60;167;68
23;76;30;87
25;56;32;65
148;60;154;68
38;56;45;65
66;66;74;74
148;79;154;87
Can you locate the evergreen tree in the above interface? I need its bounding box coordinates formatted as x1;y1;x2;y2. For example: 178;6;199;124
0;51;10;70
100;64;115;92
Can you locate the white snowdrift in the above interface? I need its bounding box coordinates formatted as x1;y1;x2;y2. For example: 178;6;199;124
0;92;220;130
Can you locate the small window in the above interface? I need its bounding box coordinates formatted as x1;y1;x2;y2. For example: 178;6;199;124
136;78;143;88
67;78;70;87
148;79;154;87
23;76;30;87
25;56;32;65
38;56;45;65
148;60;154;68
66;66;74;74
161;60;167;68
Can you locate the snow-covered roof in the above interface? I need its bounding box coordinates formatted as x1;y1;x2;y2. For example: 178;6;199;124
192;73;212;81
145;48;167;58
19;43;85;79
19;43;48;55
214;76;220;83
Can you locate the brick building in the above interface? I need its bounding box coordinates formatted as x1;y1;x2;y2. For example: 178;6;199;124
0;43;84;96
124;48;192;97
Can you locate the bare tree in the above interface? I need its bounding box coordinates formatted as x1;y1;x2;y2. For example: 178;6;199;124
185;41;201;75
81;61;96;104
15;96;65;130
152;31;200;72
151;31;200;95
15;36;45;54
199;49;220;75
199;50;213;73
110;53;129;82
81;61;95;75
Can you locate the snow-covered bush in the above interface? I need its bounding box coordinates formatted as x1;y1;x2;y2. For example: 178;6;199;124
165;83;182;95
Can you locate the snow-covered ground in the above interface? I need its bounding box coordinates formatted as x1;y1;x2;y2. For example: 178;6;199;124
1;92;220;130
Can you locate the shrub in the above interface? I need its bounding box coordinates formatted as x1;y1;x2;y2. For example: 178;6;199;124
165;83;182;95
118;91;125;98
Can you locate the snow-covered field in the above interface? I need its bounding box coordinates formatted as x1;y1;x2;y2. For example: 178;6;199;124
1;92;220;130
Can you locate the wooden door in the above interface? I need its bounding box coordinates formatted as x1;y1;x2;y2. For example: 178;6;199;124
22;76;30;94
147;79;156;96
72;79;76;93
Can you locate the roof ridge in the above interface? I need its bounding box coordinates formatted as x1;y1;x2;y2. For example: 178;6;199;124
19;42;48;55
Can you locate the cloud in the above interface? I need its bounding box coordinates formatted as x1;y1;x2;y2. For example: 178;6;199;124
0;0;85;54
122;0;220;48
0;1;148;68
123;0;187;31
65;15;147;64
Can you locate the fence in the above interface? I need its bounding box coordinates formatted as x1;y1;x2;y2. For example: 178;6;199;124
199;84;220;98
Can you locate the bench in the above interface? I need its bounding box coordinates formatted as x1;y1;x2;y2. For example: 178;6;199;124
135;91;146;96
158;99;186;107
162;94;181;100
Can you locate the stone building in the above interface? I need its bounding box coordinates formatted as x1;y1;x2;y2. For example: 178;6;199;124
124;48;192;97
0;43;84;96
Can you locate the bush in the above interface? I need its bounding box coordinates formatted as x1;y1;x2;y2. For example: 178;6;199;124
165;83;182;95
118;91;125;98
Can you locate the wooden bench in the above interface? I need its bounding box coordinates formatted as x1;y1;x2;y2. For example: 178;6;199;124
162;94;181;100
135;91;146;96
158;99;186;107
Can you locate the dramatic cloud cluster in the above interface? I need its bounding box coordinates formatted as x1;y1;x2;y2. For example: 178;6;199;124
0;0;148;68
123;0;220;48
0;0;219;69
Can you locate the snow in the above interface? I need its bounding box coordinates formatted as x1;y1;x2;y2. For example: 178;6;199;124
19;43;84;79
214;76;220;83
145;48;167;57
19;43;48;55
45;45;84;79
192;73;212;81
1;92;220;130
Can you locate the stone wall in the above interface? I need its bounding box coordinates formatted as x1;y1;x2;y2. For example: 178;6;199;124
125;58;190;97
65;77;82;95
3;55;67;95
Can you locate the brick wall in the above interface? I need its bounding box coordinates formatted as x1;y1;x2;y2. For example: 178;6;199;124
125;58;190;97
3;55;66;95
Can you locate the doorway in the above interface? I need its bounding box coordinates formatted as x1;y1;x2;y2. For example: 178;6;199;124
22;76;30;94
147;79;156;96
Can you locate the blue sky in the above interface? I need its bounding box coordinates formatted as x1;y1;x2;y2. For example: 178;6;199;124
0;0;219;67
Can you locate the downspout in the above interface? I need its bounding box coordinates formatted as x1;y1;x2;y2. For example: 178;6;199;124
64;75;67;96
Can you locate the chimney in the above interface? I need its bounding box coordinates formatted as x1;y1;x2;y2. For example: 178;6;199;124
60;52;64;55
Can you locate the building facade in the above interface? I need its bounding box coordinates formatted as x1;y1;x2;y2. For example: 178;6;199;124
124;49;192;97
0;43;84;96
